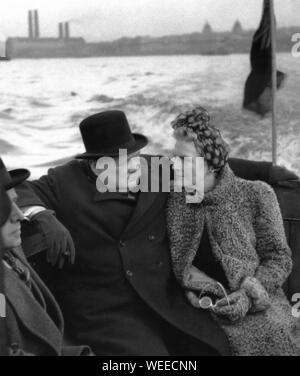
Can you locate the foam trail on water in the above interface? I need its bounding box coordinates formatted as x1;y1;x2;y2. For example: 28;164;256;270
0;54;299;178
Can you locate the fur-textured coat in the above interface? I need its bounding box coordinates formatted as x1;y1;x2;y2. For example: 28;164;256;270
166;165;300;356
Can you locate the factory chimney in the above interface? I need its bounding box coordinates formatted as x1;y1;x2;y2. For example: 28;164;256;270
59;23;64;39
34;10;40;38
64;22;70;39
28;10;34;39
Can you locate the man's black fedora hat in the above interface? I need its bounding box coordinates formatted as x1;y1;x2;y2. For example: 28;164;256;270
0;158;30;191
75;110;148;159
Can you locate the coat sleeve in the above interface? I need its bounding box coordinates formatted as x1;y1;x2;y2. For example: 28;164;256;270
16;168;61;212
253;181;293;294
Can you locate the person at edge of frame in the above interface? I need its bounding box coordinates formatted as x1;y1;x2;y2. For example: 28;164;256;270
0;159;92;356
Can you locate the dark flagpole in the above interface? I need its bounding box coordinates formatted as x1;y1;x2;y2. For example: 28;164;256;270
270;0;277;165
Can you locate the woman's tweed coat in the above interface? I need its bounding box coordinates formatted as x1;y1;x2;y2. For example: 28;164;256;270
166;165;300;356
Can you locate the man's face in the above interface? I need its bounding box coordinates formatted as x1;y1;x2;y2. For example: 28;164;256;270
91;151;141;191
0;188;24;250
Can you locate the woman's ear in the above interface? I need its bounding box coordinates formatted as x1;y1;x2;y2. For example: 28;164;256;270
204;162;213;176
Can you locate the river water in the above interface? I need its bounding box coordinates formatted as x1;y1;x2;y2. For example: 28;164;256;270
0;53;299;178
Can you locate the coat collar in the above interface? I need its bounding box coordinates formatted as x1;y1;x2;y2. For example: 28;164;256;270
202;165;237;206
4;248;64;354
167;165;245;290
171;165;237;208
123;161;164;235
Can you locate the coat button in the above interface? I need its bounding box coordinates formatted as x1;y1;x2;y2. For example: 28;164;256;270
148;235;155;241
10;343;19;351
9;343;20;356
157;261;164;268
119;240;126;247
126;270;133;278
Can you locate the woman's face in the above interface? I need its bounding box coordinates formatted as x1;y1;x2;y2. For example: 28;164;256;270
173;138;209;184
0;189;24;250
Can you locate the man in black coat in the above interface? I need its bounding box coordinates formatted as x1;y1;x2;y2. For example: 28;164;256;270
0;159;91;356
17;111;299;356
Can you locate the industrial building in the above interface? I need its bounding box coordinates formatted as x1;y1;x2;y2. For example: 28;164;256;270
6;10;86;58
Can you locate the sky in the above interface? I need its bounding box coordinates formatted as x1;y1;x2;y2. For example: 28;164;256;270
1;0;300;42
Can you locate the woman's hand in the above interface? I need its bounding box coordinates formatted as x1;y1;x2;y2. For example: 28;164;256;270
185;266;224;298
241;276;271;312
213;289;251;323
186;290;203;309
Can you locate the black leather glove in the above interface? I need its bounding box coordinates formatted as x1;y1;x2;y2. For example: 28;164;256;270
31;210;75;268
269;165;299;188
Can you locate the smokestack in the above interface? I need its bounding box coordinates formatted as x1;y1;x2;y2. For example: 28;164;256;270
64;22;70;39
34;10;40;38
28;10;34;39
59;23;64;39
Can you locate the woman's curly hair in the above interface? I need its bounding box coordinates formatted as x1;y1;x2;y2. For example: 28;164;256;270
171;106;230;172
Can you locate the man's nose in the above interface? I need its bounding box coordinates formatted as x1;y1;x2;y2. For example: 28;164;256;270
11;202;25;222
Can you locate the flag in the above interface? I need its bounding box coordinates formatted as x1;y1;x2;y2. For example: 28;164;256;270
243;0;285;116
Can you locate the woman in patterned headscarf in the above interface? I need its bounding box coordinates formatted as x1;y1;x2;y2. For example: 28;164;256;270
166;106;300;356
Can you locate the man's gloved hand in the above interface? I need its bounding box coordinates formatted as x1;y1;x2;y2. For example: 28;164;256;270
269;165;299;188
31;210;75;268
213;289;251;323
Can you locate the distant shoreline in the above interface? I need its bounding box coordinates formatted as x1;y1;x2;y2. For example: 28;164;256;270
3;51;292;61
5;52;233;60
5;27;297;60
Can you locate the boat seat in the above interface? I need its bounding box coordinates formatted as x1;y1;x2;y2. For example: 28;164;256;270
22;182;300;302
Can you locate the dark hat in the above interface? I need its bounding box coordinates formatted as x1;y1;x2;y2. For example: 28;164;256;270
0;183;11;226
0;158;30;191
75;110;148;159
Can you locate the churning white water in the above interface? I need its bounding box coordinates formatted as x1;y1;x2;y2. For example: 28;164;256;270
0;53;299;178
